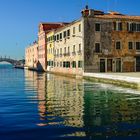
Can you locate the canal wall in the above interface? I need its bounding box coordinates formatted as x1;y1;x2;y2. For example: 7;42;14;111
84;73;140;89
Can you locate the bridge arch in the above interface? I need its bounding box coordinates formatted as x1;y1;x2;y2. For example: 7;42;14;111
0;58;19;66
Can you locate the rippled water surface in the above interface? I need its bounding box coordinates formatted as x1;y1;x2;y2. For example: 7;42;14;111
1;64;140;140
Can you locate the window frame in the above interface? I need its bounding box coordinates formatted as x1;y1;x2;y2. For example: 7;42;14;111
95;23;101;32
115;41;122;50
128;41;133;50
95;42;101;53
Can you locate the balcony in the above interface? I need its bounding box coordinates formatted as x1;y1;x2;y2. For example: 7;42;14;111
136;49;140;55
59;54;63;57
54;54;59;57
72;52;76;56
63;53;70;57
77;50;82;55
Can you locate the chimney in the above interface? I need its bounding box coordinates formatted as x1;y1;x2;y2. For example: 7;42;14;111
81;5;90;17
81;6;104;17
85;5;88;10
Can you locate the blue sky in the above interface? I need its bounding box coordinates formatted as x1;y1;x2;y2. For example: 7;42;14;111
0;0;140;59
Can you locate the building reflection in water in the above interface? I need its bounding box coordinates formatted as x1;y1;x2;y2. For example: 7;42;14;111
45;74;84;128
83;83;140;138
24;70;140;139
25;70;84;128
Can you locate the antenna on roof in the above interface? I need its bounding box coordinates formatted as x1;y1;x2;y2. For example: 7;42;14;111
107;0;110;13
85;0;89;9
85;5;89;9
114;0;117;11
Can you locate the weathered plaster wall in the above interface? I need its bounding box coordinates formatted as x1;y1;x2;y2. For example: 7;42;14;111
83;17;112;72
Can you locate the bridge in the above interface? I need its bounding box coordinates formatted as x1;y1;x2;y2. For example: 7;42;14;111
0;57;24;66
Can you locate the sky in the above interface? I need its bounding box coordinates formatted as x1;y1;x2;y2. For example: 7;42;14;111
0;0;140;59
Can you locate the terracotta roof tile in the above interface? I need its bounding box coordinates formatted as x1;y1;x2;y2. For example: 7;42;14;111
94;14;140;20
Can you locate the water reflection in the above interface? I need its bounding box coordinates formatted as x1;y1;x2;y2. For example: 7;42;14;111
45;74;84;128
24;70;140;139
25;70;84;128
84;84;140;139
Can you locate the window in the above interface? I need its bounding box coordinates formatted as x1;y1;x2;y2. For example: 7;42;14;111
131;23;136;31
116;41;121;49
68;47;70;54
54;36;56;41
128;23;140;32
137;24;140;31
136;42;140;50
116;22;122;31
73;27;75;34
64;47;66;54
78;61;83;68
95;43;100;53
63;61;70;68
114;22;116;30
95;23;101;32
50;36;53;41
66;61;70;68
72;61;76;68
60;48;62;55
60;62;62;67
52;35;54;41
67;29;70;36
63;31;66;38
79;44;81;52
51;61;53;66
57;34;59;41
57;62;59;67
114;22;122;31
128;42;133;50
73;45;75;52
54;49;56;55
57;49;59;55
63;62;66;67
79;24;81;32
60;33;62;40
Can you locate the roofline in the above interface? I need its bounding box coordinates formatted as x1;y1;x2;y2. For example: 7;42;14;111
39;22;69;25
94;15;140;21
54;18;82;33
26;41;38;49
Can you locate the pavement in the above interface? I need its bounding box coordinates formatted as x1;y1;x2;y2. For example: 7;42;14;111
84;72;140;86
105;72;140;78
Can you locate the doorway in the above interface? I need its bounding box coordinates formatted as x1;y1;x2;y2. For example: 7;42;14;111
116;58;121;72
100;59;105;72
107;59;113;72
136;57;140;72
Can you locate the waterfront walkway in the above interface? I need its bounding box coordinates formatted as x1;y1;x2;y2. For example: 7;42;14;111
84;72;140;89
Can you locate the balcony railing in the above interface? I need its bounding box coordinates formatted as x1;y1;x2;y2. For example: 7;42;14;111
77;50;82;55
72;52;76;55
63;53;70;57
59;54;63;57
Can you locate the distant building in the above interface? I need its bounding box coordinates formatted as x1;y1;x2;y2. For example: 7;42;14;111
46;30;55;72
38;23;68;71
25;41;38;68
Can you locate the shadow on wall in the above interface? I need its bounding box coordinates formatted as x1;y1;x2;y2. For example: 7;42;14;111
36;61;44;72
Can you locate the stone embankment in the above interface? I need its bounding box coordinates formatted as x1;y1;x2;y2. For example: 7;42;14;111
84;73;140;89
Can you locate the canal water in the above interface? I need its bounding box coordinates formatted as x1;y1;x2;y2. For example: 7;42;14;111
1;64;140;140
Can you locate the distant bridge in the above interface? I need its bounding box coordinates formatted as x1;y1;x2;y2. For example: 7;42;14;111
0;57;24;66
